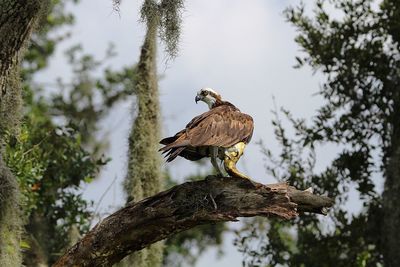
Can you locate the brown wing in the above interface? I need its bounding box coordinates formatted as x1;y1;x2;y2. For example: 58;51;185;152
185;105;254;147
159;104;254;162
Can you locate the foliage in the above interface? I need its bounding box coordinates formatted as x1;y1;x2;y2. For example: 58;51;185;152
22;0;78;81
235;0;400;266
163;223;225;267
50;44;135;153
4;86;107;263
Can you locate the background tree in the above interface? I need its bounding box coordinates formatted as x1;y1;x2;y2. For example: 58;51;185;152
235;0;399;266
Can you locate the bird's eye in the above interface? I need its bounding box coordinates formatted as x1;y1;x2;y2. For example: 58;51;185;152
201;91;207;96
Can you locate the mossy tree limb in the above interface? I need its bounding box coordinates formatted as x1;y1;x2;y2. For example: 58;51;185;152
0;1;48;266
54;176;334;267
121;1;185;265
0;0;45;130
121;1;164;266
124;2;161;203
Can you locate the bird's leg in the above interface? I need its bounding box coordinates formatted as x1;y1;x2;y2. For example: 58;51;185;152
219;158;229;177
211;147;224;176
224;142;251;179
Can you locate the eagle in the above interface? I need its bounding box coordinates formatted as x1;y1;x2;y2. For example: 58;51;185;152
159;88;254;179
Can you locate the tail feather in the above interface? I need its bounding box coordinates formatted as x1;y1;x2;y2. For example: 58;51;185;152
160;134;207;162
160;144;209;162
166;147;186;162
159;133;190;161
160;136;177;145
159;140;190;152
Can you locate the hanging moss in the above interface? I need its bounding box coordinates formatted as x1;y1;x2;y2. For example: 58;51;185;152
0;67;22;140
0;61;24;267
158;0;184;58
115;0;184;58
0;156;22;267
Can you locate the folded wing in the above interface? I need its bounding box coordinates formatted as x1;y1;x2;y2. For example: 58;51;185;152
159;105;254;161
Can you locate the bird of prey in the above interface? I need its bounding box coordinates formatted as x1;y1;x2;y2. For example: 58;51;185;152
159;88;254;179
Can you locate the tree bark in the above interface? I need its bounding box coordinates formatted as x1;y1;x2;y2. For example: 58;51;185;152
54;176;333;267
0;1;47;266
382;115;400;267
0;0;44;94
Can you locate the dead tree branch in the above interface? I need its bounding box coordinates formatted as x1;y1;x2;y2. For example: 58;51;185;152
53;176;334;267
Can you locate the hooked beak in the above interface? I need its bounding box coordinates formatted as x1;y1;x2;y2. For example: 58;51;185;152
195;95;201;104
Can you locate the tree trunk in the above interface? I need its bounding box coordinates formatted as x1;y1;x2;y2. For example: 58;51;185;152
0;1;47;266
54;176;333;267
382;123;400;267
120;3;164;266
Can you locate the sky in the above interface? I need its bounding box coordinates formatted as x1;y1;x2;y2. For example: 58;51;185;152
36;0;345;266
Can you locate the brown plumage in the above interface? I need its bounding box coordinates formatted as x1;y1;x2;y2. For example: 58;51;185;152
159;89;254;171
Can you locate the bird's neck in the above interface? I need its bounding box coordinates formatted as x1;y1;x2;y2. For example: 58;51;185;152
209;98;225;109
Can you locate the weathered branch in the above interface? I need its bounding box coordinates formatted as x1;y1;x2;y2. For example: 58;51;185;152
53;176;334;267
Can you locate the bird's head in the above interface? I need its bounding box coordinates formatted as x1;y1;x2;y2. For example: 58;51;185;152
195;88;222;109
